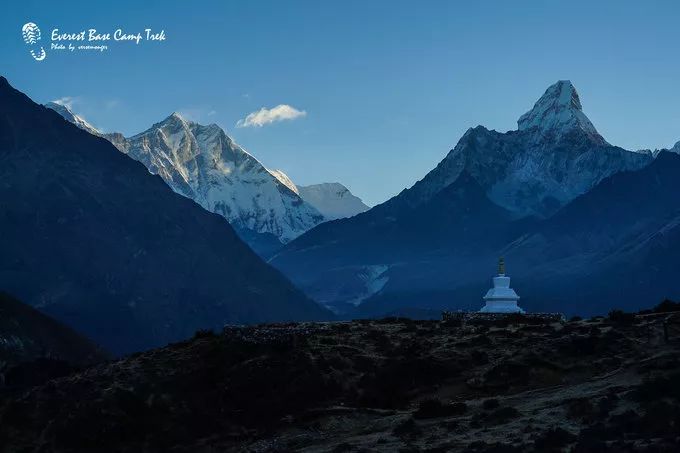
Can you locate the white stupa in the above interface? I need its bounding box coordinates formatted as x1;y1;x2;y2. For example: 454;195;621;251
480;257;525;313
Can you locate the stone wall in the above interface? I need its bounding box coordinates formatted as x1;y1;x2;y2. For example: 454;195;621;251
442;311;565;326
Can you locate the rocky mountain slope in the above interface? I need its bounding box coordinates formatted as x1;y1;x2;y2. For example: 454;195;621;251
1;309;678;451
267;168;300;194
43;101;100;136
271;81;660;315
0;76;330;355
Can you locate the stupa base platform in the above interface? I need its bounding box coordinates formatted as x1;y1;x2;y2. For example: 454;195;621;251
479;302;525;313
442;311;565;325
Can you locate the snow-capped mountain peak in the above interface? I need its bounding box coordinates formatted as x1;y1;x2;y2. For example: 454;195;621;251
45;101;100;136
111;116;325;244
517;80;606;145
267;170;370;220
151;112;200;134
41;104;329;250
671;141;680;154
390;80;650;218
298;183;369;220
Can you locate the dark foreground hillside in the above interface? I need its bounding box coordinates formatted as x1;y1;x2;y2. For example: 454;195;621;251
1;308;679;452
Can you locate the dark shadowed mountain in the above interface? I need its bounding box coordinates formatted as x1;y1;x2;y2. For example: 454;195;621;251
356;152;680;318
271;81;660;316
0;292;107;391
0;76;331;354
500;151;680;315
0;292;107;368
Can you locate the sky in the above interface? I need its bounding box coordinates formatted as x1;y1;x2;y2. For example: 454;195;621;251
2;0;680;206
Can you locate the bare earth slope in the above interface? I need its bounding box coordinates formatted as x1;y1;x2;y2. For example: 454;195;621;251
1;311;679;452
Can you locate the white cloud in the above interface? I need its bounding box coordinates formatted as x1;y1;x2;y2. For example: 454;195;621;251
236;104;307;128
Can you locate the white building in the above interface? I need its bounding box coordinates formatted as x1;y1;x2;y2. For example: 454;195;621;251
480;257;525;313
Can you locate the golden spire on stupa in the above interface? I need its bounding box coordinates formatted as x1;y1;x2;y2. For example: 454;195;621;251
498;256;505;275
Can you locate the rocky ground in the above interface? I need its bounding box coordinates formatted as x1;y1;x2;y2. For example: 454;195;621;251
1;306;680;452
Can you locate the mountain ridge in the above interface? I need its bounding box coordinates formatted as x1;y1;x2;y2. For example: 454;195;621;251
297;182;369;220
0;76;331;354
271;80;664;315
111;111;325;244
43;103;325;245
388;81;650;218
45;103;369;256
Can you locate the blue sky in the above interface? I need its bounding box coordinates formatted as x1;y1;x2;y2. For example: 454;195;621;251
3;0;680;206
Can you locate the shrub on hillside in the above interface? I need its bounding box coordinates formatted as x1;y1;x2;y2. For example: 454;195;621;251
192;329;216;339
653;299;680;313
608;310;635;326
